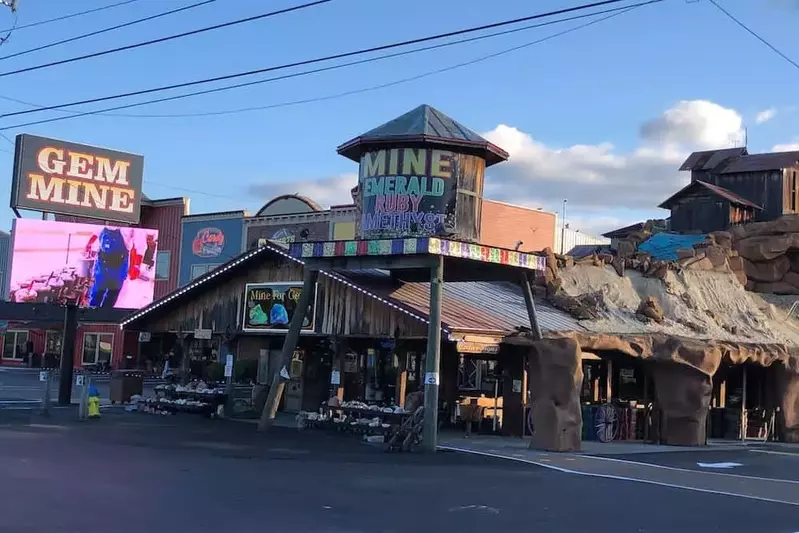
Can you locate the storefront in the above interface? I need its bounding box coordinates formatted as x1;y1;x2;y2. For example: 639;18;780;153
0;301;132;369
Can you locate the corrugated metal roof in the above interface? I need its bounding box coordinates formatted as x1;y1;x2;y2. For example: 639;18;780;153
357;104;488;144
715;151;799;174
658;180;762;210
567;244;613;259
602;222;645;238
679;148;747;172
637;233;707;261
336;105;509;166
340;270;584;334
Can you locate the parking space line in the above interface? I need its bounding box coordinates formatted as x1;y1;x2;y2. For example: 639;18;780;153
439;445;799;507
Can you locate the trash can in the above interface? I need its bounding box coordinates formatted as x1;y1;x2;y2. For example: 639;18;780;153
109;371;144;404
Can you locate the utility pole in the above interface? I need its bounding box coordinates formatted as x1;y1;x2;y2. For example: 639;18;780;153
58;304;78;406
421;256;443;452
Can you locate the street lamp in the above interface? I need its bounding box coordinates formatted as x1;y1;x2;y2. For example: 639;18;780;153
1;0;17;12
560;199;567;255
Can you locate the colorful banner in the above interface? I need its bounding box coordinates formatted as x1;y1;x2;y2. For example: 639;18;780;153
9;219;158;309
242;282;316;333
356;148;480;239
10;134;145;224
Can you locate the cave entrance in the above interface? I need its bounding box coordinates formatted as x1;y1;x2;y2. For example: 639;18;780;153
710;362;779;441
580;350;656;443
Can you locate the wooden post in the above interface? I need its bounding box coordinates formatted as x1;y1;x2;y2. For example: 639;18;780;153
258;269;318;431
520;271;543;340
422;256;443;452
741;364;748;441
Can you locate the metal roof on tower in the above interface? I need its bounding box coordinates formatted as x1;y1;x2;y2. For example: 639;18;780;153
336;104;509;167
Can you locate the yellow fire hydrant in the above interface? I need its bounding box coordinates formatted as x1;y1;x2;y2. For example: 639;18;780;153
87;383;101;418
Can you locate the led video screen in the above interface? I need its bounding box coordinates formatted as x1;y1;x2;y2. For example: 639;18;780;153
9;219;159;309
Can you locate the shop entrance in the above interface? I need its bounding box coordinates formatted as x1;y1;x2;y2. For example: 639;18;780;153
709;362;779;441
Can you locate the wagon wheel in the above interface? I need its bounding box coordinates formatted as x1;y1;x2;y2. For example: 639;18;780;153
526;407;534;436
595;403;619;443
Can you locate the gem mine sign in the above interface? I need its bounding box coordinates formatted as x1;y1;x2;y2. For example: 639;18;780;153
24;146;137;215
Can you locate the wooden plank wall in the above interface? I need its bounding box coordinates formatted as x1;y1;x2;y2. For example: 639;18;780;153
316;275;428;338
145;257;428;338
149;258;303;332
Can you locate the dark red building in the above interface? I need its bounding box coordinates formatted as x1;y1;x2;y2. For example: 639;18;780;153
0;196;188;369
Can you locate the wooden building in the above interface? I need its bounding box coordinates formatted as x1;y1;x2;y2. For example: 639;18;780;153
662;148;799;232
658;180;761;233
120;238;579;432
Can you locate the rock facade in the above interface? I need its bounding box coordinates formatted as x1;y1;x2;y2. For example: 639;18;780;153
732;215;799;295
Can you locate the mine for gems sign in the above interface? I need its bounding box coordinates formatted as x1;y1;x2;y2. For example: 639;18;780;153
358;148;475;239
10;134;144;224
242;282;316;333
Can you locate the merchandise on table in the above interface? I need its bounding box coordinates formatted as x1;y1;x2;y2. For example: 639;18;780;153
133;380;228;416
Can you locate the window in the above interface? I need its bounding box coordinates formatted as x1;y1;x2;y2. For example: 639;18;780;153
2;330;29;360
44;330;63;355
190;263;221;281
82;333;113;366
155;251;171;280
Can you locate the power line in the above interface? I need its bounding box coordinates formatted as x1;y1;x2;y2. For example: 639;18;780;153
133;4;648;118
0;1;654;129
709;0;799;70
0;0;218;62
0;0;143;33
0;3;627;118
0;0;638;120
0;0;333;79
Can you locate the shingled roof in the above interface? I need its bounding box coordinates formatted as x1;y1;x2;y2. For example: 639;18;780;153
336;104;509;166
658;180;762;210
679;148;748;172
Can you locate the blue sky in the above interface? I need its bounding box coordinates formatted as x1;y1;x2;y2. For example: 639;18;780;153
0;0;797;235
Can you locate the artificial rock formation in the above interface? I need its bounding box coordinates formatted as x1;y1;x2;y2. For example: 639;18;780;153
776;365;799;443
732;215;799;295
510;336;583;452
556;231;747;288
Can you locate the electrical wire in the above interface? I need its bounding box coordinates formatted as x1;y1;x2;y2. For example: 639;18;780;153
122;4;649;118
0;1;652;129
0;0;218;62
0;0;143;33
0;0;333;79
0;1;634;118
709;0;799;70
0;0;639;120
0;12;17;47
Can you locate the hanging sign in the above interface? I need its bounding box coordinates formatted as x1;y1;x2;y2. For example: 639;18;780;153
194;329;212;340
456;340;500;355
242;282;316;333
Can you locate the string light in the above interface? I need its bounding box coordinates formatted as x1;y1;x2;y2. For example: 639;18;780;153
120;241;448;333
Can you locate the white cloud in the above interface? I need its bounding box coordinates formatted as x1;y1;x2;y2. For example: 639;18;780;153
481;99;746;234
755;107;777;124
247;100;749;236
773;141;799;152
638;100;743;148
248;173;357;208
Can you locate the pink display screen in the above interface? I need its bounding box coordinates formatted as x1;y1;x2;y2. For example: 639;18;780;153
9;219;159;309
